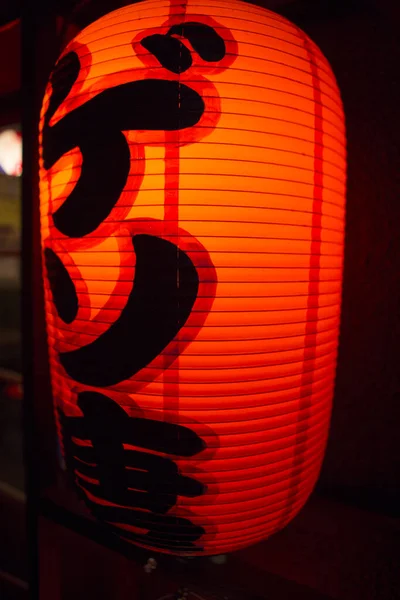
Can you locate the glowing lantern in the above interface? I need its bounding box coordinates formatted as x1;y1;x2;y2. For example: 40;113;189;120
39;0;346;556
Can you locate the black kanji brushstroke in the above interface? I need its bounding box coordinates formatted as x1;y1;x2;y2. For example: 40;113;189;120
141;34;193;73
44;247;78;324
60;392;206;550
59;234;199;387
141;22;226;74
43;54;204;238
168;22;226;62
45;51;81;124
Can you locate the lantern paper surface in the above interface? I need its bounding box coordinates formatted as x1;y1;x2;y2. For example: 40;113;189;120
39;0;346;556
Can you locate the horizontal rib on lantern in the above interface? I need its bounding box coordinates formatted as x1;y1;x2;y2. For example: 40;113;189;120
39;0;346;556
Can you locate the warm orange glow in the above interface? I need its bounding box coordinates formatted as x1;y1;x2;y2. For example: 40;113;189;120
39;0;346;556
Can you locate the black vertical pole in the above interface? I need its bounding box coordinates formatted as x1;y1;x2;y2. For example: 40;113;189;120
21;2;60;598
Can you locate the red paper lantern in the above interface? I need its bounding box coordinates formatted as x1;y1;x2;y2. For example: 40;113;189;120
39;0;346;556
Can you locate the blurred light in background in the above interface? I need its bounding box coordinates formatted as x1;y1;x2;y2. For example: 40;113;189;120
0;128;22;176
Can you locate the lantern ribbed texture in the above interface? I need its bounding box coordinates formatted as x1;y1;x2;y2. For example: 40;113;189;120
39;0;346;556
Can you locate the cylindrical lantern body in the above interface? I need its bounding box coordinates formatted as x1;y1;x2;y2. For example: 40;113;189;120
39;0;346;555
